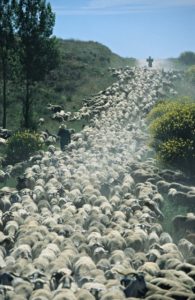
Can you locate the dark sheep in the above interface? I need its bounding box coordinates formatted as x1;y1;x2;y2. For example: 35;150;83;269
120;272;148;298
16;176;27;191
50;271;73;291
0;128;12;139
0;272;14;285
48;104;64;113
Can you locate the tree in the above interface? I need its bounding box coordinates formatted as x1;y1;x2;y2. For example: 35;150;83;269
16;0;59;128
0;0;16;128
179;51;195;66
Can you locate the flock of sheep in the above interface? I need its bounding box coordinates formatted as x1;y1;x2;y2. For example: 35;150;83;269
1;67;195;300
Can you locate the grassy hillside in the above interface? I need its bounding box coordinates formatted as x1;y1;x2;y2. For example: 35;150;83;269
5;39;136;133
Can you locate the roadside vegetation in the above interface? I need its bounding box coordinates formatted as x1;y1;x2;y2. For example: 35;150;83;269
147;98;195;174
4;130;43;165
148;51;195;175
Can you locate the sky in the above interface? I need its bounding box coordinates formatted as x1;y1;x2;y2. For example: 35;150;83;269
49;0;195;59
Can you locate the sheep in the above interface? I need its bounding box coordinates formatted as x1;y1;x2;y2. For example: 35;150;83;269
0;195;11;212
100;289;125;300
178;239;195;258
0;232;14;250
0;67;191;299
150;223;163;235
47;104;64;113
148;231;160;246
74;256;96;279
11;244;32;260
54;248;78;269
52;289;77;300
138;262;160;277
87;232;102;244
156;269;195;292
165;291;195;299
4;220;19;238
0;137;7;146
1;292;24;300
30;288;51;300
12;280;34;298
156;251;184;270
75;288;96;300
33;257;50;272
145;295;173;300
186;232;195;244
149;277;181;292
159;232;173;245
50;269;73;291
175;262;195;275
125;229;148;251
130;252;147;270
104;230;126;252
109;250;126;265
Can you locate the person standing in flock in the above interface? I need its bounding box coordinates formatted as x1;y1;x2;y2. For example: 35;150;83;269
57;124;71;151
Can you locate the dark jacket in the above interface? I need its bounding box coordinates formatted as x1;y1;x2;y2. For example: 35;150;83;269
57;128;71;150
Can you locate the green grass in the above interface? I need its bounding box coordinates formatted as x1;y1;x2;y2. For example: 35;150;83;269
0;176;17;189
161;194;189;241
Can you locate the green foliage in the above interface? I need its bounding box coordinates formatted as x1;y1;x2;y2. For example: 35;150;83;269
147;97;192;123
186;65;195;83
15;0;59;128
148;99;195;172
66;95;72;102
158;138;194;164
179;51;195;66
5;130;43;164
0;0;16;128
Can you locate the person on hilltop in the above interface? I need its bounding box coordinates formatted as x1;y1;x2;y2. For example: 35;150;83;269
57;124;71;151
146;56;154;67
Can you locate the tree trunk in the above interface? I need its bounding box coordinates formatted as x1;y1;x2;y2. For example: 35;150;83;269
24;79;30;128
2;56;7;129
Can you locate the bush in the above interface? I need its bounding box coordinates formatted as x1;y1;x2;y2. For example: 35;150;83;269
148;99;195;172
186;65;195;83
147;97;192;123
5;130;43;165
179;51;195;65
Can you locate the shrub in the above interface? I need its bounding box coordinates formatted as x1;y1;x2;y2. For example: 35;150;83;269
148;99;195;172
179;51;195;65
66;95;72;102
147;97;192;123
158;138;194;165
5;130;43;165
186;65;195;83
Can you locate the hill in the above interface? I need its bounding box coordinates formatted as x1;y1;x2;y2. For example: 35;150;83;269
6;39;136;133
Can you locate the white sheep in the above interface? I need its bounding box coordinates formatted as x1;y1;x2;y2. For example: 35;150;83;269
11;244;32;260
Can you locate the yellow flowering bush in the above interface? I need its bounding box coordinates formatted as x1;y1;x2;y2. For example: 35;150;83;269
147;99;195;171
158;138;194;163
5;130;43;164
147;97;192;123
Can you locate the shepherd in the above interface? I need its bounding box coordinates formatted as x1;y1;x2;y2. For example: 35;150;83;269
146;56;154;67
57;124;71;151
